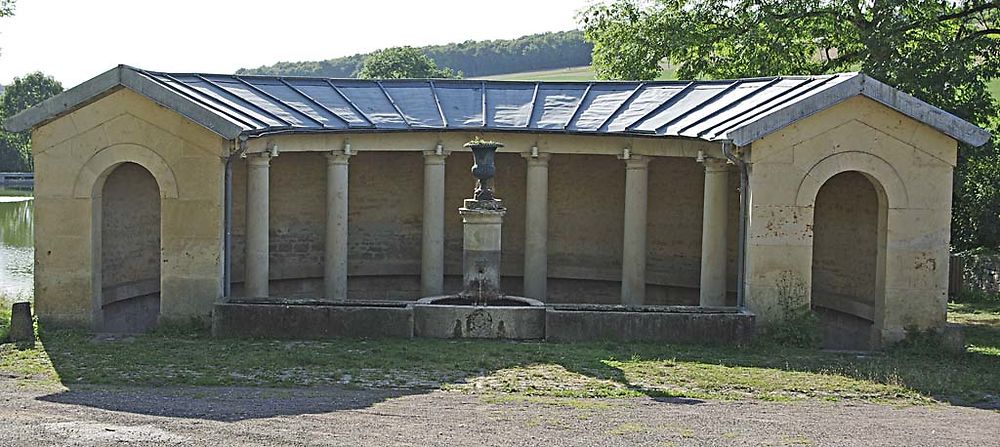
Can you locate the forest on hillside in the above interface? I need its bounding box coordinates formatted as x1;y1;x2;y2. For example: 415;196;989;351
237;30;592;78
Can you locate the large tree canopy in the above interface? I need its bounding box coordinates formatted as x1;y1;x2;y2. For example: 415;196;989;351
357;46;459;79
0;72;63;171
581;0;1000;250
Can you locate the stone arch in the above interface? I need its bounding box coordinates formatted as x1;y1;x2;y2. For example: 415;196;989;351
97;162;162;332
809;170;889;350
795;151;908;209
79;144;175;332
74;143;179;199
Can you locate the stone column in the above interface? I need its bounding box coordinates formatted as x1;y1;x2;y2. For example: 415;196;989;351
621;155;649;305
325;152;351;301
245;152;271;298
522;152;551;300
421;150;448;296
700;159;730;306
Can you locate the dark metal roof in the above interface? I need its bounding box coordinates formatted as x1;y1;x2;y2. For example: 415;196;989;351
3;65;991;147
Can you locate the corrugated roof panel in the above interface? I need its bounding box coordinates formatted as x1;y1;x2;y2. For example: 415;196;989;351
531;85;589;129
244;78;345;129
632;83;747;133
148;73;270;129
333;82;407;128
684;78;814;139
660;79;778;136
289;81;371;127
435;83;484;126
8;68;989;146
381;82;444;127
714;75;855;141
572;84;643;131
486;84;535;127
604;85;689;132
202;76;314;127
169;75;285;128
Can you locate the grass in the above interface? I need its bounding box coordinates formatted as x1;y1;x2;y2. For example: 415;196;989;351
0;299;9;342
0;302;997;407
990;78;1000;104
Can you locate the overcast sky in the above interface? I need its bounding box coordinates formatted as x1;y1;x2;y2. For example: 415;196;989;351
0;0;592;87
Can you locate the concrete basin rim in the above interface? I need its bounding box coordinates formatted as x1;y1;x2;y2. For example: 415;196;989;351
416;295;545;307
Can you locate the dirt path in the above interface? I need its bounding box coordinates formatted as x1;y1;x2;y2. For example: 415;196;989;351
0;382;997;446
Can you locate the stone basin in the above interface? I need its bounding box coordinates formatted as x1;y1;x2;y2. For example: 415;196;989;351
413;295;545;340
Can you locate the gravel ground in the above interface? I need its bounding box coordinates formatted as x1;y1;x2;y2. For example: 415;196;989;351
0;381;997;446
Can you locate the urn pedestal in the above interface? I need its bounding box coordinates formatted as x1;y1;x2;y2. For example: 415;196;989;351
459;199;506;303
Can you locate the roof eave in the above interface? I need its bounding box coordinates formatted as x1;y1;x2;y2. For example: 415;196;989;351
2;65;246;140
3;65;123;133
859;75;991;147
725;73;991;148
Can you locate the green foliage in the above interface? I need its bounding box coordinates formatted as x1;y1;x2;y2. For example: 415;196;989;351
953;288;1000;304
581;0;1000;250
357;46;459;79
0;301;9;343
952;141;1000;249
0;72;63;171
951;247;1000;303
238;31;593;78
758;309;823;348
0;0;13;18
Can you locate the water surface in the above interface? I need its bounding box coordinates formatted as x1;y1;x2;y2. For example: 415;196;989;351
0;186;33;300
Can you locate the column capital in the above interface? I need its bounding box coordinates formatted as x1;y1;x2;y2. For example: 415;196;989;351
422;150;451;165
246;152;272;166
702;158;731;173
522;152;552;165
325;151;351;165
620;154;650;169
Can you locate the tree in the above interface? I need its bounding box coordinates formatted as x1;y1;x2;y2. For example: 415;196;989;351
581;0;1000;250
357;46;460;79
0;72;63;171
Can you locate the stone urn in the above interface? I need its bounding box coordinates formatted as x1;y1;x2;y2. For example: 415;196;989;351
464;140;503;202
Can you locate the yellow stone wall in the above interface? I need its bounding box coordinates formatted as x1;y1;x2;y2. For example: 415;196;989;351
747;96;958;343
226;141;737;304
31;88;228;328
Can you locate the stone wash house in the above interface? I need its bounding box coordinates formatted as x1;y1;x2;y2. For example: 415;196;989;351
4;65;990;349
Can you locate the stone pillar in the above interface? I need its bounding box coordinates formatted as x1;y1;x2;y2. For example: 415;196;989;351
325;152;351;301
421;150;448;296
8;302;34;344
460;200;506;303
522;152;551;300
621;155;650;305
245;152;271;298
700;159;730;306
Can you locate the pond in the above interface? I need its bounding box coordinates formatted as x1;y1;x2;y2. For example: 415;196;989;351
0;186;33;300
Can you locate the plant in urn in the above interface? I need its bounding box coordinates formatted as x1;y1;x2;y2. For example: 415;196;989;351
464;139;504;209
